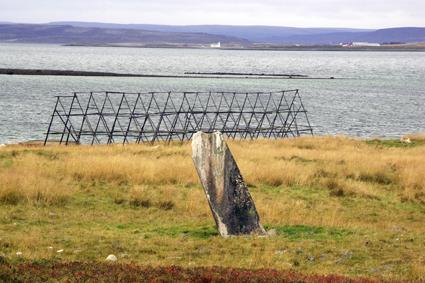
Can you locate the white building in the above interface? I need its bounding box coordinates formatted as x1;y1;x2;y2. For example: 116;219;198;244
210;42;221;48
352;42;381;47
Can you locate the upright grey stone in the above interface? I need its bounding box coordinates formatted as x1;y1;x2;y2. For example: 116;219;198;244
191;131;267;237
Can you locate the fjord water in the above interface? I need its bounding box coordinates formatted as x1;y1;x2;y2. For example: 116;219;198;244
0;43;424;144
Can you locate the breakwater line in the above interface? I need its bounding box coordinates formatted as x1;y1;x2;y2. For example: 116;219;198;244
0;68;338;80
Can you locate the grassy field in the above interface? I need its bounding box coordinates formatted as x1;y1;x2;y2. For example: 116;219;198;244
0;135;425;281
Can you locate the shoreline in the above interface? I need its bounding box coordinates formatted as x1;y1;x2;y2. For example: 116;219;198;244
64;43;425;52
2;42;425;52
1;134;423;147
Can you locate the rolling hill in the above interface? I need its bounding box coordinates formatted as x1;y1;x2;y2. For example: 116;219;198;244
0;23;249;46
50;21;371;44
1;22;425;46
281;27;425;45
50;22;425;45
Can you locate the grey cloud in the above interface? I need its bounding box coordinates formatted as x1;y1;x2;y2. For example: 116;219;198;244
0;0;424;28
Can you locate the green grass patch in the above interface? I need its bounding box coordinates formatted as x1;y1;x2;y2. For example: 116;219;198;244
271;225;353;240
286;186;330;202
366;139;425;148
150;225;219;239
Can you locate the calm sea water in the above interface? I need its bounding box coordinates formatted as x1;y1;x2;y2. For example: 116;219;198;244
0;43;424;144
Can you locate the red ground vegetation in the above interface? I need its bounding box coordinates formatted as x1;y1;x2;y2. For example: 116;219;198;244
0;262;383;282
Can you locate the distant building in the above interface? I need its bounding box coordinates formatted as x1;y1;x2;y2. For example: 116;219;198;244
210;42;221;48
352;42;381;47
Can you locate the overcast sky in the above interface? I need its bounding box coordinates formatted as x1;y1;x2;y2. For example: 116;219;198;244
1;0;424;28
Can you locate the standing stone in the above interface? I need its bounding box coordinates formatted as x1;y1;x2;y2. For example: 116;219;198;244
192;131;267;237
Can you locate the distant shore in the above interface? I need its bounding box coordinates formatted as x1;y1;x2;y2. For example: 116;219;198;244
2;41;425;52
64;43;425;52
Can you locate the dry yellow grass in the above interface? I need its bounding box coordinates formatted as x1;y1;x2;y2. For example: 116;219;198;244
2;136;425;202
1;136;425;223
0;136;425;280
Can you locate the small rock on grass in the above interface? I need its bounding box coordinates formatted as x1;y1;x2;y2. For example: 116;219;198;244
106;254;117;262
268;229;277;237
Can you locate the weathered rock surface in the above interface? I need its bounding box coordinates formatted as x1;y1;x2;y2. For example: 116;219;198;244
192;131;267;237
